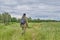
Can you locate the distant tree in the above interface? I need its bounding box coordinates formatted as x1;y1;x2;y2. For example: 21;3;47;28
7;13;11;24
28;17;32;22
37;18;41;22
2;12;11;25
11;17;17;22
0;14;2;23
17;18;20;23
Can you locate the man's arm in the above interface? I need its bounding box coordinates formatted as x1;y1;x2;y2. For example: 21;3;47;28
25;17;28;27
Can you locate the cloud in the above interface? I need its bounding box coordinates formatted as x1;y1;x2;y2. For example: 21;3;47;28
14;5;31;11
11;14;22;18
38;3;60;12
0;0;18;5
0;0;60;20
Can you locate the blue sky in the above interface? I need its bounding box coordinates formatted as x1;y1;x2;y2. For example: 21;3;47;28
0;0;60;20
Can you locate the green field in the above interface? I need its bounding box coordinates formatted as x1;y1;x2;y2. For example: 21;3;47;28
0;22;60;40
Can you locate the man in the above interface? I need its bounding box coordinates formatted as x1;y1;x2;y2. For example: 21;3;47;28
20;13;28;35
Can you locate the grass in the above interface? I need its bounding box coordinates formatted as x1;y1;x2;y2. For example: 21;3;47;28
0;22;60;40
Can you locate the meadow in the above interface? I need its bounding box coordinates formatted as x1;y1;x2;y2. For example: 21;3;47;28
0;22;60;40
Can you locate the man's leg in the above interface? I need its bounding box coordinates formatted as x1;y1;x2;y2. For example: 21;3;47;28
21;25;25;35
21;24;27;35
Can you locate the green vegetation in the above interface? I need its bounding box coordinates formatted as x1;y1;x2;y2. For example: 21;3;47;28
0;12;11;25
0;12;60;40
0;22;60;40
0;12;60;25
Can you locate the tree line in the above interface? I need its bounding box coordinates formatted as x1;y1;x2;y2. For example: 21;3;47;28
0;12;11;25
0;12;60;25
0;12;20;25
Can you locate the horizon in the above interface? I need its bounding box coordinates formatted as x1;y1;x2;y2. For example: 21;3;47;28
0;0;60;20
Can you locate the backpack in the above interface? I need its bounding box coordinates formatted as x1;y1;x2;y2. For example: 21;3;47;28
20;18;26;24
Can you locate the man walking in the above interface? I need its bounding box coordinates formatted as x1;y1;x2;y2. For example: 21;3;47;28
20;13;28;35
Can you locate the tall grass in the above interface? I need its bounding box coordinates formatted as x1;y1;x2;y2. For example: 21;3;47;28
0;22;60;40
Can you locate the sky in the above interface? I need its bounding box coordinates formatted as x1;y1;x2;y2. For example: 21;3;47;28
0;0;60;20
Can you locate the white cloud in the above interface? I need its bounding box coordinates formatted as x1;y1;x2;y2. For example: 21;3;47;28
11;14;22;18
14;5;31;11
38;3;60;12
38;3;48;9
0;0;60;20
0;0;18;5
